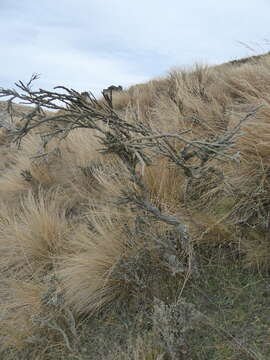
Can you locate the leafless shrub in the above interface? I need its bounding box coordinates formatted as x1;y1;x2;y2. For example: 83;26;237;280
0;76;262;276
0;63;267;359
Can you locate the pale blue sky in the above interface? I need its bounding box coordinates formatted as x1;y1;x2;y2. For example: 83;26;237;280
0;0;269;96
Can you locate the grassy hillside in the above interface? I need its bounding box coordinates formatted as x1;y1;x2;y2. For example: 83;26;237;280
0;53;270;359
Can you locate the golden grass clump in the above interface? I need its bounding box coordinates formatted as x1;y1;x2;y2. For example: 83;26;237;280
57;129;132;206
58;207;136;315
0;134;60;200
0;190;70;278
113;78;168;124
60;128;103;168
139;159;186;211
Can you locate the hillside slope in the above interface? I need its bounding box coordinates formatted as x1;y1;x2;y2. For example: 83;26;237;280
0;53;270;359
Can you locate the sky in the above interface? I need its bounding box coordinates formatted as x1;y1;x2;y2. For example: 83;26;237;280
0;0;269;97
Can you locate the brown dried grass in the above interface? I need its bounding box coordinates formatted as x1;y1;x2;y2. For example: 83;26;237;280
1;53;270;357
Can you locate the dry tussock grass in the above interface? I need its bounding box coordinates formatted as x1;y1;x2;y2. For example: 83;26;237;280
58;208;136;315
1;53;270;358
0;134;61;200
60;128;103;168
140;160;185;211
0;190;70;278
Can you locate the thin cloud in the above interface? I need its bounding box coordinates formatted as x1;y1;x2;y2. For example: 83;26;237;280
0;0;269;95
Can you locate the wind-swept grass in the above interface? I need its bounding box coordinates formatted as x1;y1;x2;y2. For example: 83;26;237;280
0;52;270;359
